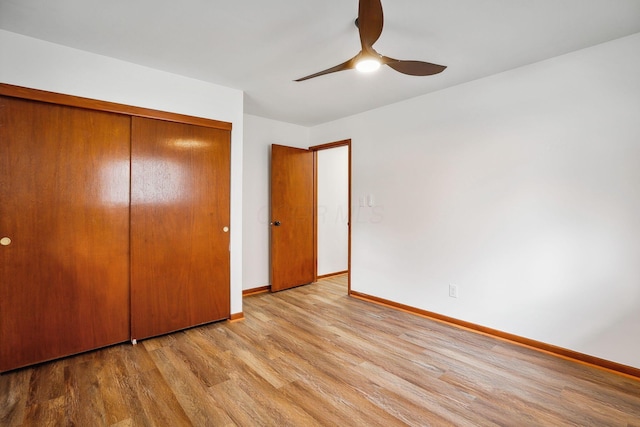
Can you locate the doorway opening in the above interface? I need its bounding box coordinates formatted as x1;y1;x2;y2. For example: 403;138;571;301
270;140;351;294
311;140;351;294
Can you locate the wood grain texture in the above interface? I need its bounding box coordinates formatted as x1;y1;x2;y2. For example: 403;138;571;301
130;117;231;340
242;285;270;296
2;275;639;426
0;83;231;131
270;144;315;291
0;96;131;372
350;290;640;379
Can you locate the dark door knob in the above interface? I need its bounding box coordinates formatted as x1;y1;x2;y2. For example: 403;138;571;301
273;221;281;226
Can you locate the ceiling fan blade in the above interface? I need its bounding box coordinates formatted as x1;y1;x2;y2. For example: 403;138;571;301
358;0;384;48
383;57;447;76
294;56;358;81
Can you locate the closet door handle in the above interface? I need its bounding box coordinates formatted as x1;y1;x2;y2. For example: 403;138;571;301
0;237;11;246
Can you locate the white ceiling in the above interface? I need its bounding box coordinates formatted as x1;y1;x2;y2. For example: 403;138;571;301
1;0;639;126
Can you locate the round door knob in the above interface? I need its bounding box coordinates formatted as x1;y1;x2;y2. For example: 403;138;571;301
0;237;11;246
223;226;229;233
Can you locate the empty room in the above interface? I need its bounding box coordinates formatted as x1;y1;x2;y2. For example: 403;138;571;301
1;0;640;425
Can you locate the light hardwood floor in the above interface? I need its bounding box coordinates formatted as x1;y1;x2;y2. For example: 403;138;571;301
1;275;639;426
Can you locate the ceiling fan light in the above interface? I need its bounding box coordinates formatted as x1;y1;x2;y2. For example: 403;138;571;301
355;58;381;73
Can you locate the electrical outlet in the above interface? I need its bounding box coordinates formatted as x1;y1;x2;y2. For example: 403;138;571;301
449;284;458;298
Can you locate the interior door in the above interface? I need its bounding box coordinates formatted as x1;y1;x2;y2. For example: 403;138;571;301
131;117;230;340
0;96;131;372
270;144;315;291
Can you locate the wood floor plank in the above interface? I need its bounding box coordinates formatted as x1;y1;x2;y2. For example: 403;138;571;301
96;347;143;426
1;274;639;426
21;395;67;427
130;371;192;426
0;368;31;427
225;363;322;427
25;362;65;407
560;386;640;425
353;361;477;427
63;358;109;426
278;379;364;427
207;378;270;426
148;345;235;426
266;341;408;426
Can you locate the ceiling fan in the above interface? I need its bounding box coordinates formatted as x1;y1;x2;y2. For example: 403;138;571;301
295;0;446;82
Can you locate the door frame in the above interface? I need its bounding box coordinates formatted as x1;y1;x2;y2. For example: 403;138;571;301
309;139;352;294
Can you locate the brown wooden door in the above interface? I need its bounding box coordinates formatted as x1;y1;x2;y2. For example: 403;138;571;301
0;96;131;372
130;117;230;340
270;144;314;291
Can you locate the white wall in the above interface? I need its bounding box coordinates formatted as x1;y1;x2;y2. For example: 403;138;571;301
242;114;309;290
0;30;245;315
317;146;349;275
310;33;640;369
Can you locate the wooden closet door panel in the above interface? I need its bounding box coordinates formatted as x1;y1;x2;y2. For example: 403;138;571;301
0;96;131;372
131;117;230;340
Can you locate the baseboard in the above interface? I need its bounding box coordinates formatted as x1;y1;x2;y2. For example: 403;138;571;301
350;290;640;380
317;270;348;280
229;312;244;322
242;285;270;296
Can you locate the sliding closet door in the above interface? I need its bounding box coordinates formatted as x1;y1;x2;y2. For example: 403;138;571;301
0;96;131;372
131;117;230;340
